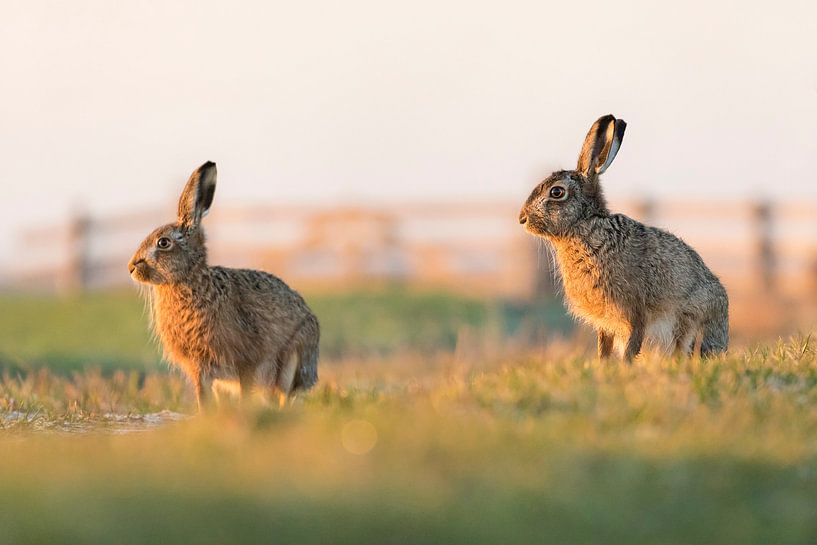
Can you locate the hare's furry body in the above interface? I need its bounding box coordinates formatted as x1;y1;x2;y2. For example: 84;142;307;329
130;162;319;408
151;264;319;398
520;116;728;360
550;210;728;358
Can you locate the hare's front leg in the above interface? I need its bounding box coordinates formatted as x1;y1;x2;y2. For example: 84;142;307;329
193;373;213;412
624;317;645;363
597;330;614;360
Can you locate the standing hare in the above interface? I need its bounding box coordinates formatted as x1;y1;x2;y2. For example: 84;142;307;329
128;162;319;409
519;115;728;361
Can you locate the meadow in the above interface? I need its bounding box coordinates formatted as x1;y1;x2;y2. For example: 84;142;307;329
1;290;816;544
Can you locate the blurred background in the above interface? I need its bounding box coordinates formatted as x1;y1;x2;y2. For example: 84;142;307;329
2;0;817;371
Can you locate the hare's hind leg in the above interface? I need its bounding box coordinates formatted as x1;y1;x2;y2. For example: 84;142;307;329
672;313;696;358
700;294;729;358
700;317;728;357
251;352;298;408
293;347;319;392
673;333;696;358
267;316;319;407
275;351;300;407
291;316;319;392
250;357;281;407
212;379;242;404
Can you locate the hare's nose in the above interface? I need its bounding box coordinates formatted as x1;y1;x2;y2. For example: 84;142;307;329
518;211;528;225
128;258;145;274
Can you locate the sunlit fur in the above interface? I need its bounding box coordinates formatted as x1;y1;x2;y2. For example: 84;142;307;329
128;162;319;409
520;115;728;361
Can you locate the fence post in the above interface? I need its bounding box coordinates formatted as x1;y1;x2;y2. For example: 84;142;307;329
752;200;775;293
634;198;656;224
61;211;91;295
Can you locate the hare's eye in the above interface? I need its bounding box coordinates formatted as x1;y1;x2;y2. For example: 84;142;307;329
157;237;172;250
549;186;567;200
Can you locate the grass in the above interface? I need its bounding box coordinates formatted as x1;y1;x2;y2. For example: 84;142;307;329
0;292;157;371
1;291;814;543
2;335;817;544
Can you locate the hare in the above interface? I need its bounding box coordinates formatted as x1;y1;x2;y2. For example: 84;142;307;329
128;162;319;409
519;115;728;361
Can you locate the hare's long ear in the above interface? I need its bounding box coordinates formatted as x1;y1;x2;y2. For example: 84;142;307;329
597;118;626;174
577;115;626;177
177;161;217;229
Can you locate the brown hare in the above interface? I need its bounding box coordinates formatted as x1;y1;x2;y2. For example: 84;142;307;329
128;162;319;409
519;115;728;361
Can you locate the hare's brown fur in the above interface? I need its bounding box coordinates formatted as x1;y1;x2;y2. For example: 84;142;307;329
129;162;319;408
520;116;728;361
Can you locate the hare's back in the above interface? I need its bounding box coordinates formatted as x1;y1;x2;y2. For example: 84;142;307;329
630;222;726;315
215;266;315;325
595;216;719;303
644;225;718;280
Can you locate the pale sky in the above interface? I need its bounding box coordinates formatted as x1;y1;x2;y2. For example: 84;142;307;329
2;0;816;265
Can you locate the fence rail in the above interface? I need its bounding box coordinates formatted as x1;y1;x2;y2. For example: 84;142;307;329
6;199;817;305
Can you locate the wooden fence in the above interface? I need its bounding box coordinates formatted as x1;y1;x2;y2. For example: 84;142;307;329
9;202;539;297
7;199;817;308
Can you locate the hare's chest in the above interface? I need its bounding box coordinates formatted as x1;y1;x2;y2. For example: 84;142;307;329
157;310;209;356
153;299;225;369
554;245;628;330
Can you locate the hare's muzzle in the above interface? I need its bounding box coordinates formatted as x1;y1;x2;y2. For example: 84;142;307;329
518;210;528;225
128;258;145;275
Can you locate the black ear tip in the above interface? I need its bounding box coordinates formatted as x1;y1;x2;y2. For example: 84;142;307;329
200;161;216;171
615;119;627;138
